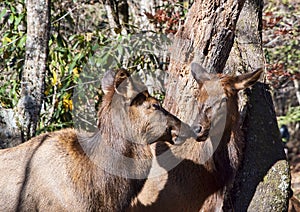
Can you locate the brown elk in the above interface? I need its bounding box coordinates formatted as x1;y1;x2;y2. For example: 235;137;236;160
0;69;195;212
128;64;263;211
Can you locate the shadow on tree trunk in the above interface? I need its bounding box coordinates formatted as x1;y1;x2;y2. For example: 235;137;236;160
226;83;290;211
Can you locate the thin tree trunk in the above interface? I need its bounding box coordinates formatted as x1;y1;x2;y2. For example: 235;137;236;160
127;0;157;32
102;0;129;34
293;79;300;106
16;0;50;141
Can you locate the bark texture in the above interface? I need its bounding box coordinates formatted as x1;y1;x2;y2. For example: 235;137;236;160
225;0;264;73
102;0;129;34
225;0;291;210
294;79;300;106
127;0;156;32
0;107;22;149
163;0;290;210
164;0;246;124
16;0;50;141
227;83;290;211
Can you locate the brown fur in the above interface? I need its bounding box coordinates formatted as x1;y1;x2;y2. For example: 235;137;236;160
128;66;263;212
0;69;193;212
289;196;300;212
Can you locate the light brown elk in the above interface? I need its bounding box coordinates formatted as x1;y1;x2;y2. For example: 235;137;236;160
128;64;263;211
0;69;195;212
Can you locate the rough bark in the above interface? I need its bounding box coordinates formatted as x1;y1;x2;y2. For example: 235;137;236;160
227;83;290;211
103;0;159;34
293;79;300;106
163;0;290;210
225;0;264;73
0;107;22;149
225;0;291;210
102;0;129;34
15;0;50;141
164;0;246;123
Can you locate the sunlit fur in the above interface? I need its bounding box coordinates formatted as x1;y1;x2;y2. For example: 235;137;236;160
0;69;187;211
128;68;263;212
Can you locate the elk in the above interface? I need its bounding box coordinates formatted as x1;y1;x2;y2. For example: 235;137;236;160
128;64;263;211
0;69;195;212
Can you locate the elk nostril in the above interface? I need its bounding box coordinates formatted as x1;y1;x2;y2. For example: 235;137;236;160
193;125;202;134
171;129;178;138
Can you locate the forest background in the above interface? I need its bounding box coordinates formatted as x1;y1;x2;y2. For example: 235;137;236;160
0;0;299;141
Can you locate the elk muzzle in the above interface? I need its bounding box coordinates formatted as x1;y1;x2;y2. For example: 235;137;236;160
163;110;197;145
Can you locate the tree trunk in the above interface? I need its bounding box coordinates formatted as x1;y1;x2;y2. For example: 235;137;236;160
103;0;160;34
224;0;290;210
163;0;290;210
0;106;22;149
293;79;300;106
15;0;50;141
164;0;246;123
127;0;157;32
102;0;129;34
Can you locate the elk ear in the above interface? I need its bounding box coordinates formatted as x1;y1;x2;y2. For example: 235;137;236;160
114;70;147;102
113;69;132;98
191;63;211;83
116;80;136;101
114;69;130;89
101;70;116;95
233;68;263;90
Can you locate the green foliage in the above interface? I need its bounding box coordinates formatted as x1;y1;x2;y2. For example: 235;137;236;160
263;0;300;137
0;0;182;134
39;2;171;133
0;0;26;108
278;106;300;126
40;25;100;132
92;33;170;70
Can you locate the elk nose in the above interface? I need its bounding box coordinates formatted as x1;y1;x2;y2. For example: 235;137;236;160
171;121;197;145
193;125;202;134
192;124;208;142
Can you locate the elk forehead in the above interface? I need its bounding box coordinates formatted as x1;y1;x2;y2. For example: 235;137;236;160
220;77;239;97
129;91;161;117
142;96;161;111
196;79;226;104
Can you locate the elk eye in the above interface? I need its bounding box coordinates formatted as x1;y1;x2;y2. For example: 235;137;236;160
152;103;161;110
119;71;127;78
131;93;146;106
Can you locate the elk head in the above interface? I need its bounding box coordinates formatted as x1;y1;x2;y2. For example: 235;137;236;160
101;69;195;146
190;63;263;142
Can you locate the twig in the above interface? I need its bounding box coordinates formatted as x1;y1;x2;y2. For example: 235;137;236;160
51;6;79;24
0;36;22;48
